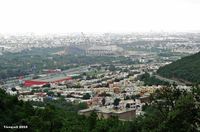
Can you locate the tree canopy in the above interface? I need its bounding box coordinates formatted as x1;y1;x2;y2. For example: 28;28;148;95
0;86;199;131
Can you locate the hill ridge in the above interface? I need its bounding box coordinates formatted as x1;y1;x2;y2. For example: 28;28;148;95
157;52;200;84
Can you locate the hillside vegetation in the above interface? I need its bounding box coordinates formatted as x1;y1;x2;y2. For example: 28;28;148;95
157;52;200;84
1;86;200;131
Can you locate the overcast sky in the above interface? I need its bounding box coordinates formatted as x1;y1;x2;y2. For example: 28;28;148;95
0;0;200;34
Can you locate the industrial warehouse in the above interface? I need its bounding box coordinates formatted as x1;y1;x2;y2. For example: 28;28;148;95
22;68;84;87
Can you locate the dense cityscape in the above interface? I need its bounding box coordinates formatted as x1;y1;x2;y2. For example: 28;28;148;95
0;32;200;131
1;32;200;54
1;0;200;131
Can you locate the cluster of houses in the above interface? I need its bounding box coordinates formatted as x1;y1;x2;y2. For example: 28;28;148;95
2;64;174;121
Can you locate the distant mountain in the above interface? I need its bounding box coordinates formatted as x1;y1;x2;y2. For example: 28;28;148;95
157;52;200;84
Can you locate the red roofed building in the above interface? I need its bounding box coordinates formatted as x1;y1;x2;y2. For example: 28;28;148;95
24;76;72;87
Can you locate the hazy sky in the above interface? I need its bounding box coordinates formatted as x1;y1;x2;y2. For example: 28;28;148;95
0;0;200;33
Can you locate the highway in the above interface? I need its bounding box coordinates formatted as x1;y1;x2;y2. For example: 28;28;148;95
154;74;185;86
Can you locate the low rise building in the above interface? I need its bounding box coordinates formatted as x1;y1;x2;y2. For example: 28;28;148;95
78;107;136;121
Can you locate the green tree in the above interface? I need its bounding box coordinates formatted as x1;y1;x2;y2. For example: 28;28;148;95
82;93;91;100
102;98;106;106
126;103;130;108
109;65;116;71
88;111;97;131
113;98;120;108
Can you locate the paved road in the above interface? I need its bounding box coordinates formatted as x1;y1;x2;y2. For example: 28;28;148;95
62;66;88;74
154;74;185;86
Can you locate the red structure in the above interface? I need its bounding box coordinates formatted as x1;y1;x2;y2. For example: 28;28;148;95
24;77;72;87
24;80;48;87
